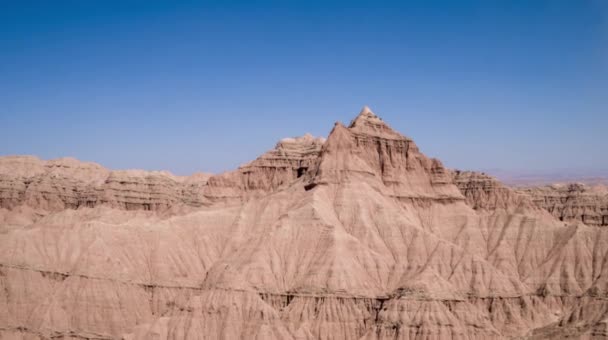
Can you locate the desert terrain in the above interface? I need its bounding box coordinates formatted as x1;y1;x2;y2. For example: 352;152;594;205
1;107;607;339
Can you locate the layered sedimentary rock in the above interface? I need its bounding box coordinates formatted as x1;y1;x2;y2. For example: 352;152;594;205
517;183;608;227
1;106;607;339
0;133;326;212
451;170;532;211
0;156;213;212
452;171;608;227
309;107;460;201
203;133;325;201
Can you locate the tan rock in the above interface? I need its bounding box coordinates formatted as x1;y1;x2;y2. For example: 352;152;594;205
0;156;214;213
0;107;605;339
517;183;608;226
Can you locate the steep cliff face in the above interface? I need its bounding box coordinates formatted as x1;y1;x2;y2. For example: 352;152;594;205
0;134;325;213
203;133;325;201
0;156;212;212
517;183;608;227
308;107;461;201
452;170;535;211
452;171;608;227
1;107;607;340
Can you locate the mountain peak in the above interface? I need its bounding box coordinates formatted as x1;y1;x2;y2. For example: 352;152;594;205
349;105;379;127
359;105;375;116
1;107;604;340
348;105;402;138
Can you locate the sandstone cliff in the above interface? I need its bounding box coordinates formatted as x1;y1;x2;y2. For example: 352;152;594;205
1;107;606;339
0;156;213;212
0;133;325;213
517;183;608;227
452;170;533;211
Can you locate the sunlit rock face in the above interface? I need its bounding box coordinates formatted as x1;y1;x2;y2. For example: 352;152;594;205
1;107;607;339
516;183;608;227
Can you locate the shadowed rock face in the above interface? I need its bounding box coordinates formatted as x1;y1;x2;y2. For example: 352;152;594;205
1;107;607;339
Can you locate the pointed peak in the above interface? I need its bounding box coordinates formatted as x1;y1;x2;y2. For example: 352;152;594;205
353;105;380;123
348;106;403;139
349;106;380;128
359;105;375;117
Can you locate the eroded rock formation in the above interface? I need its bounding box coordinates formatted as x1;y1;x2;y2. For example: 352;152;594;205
452;170;533;211
517;183;608;227
0;156;213;212
1;107;606;339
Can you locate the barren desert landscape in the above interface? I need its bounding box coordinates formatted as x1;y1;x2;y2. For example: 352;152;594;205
2;1;607;338
1;107;608;339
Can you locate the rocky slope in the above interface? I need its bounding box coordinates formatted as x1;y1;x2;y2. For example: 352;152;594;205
0;106;606;339
452;171;608;227
451;170;533;211
517;183;608;227
0;133;326;213
0;156;212;212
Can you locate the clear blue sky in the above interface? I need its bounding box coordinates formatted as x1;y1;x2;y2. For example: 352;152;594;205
1;1;606;175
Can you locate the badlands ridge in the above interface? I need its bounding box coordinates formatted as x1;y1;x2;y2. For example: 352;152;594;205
1;107;607;339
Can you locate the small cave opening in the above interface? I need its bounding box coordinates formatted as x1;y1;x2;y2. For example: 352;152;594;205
296;167;308;178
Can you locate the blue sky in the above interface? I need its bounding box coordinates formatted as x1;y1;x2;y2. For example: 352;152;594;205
1;1;606;175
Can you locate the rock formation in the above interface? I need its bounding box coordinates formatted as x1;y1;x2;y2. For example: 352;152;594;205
203;133;325;201
452;171;608;227
0;107;607;339
0;156;212;212
452;170;533;211
517;183;608;227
